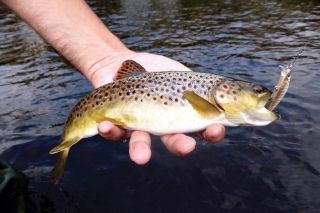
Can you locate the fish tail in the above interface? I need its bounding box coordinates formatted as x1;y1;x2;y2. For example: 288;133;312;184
51;148;70;184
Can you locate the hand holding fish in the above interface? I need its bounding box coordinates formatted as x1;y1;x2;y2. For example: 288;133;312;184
0;0;225;167
3;0;288;185
89;52;226;165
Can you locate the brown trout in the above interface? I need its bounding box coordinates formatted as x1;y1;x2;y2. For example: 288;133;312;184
50;60;279;184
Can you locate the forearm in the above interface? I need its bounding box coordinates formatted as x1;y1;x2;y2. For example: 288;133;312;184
1;0;129;82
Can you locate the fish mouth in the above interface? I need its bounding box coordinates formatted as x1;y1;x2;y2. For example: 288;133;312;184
212;87;280;126
256;87;273;109
244;107;280;126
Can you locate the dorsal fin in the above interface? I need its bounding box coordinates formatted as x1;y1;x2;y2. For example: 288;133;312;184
113;60;146;81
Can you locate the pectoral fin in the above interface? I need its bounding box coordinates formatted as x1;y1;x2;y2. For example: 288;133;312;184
183;90;221;119
91;112;126;126
49;136;81;154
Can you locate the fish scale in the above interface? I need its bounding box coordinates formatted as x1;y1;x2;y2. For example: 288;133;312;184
50;60;279;184
67;71;224;125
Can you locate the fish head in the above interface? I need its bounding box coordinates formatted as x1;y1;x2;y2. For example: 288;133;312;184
211;78;280;126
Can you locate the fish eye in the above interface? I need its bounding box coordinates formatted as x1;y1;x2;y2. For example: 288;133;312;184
252;84;263;94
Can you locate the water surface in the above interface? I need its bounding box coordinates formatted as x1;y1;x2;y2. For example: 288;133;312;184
1;0;320;212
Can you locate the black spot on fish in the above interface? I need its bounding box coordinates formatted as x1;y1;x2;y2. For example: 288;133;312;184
220;94;224;99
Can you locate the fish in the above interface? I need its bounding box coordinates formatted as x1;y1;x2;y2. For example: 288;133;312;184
49;60;280;184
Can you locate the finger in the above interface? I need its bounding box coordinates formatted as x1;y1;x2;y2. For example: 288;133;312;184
197;124;225;143
160;134;196;156
129;131;152;165
98;121;131;141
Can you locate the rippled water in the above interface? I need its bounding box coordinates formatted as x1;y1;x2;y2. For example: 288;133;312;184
1;0;320;212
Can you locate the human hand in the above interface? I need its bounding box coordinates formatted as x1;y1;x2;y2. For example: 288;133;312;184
88;51;226;164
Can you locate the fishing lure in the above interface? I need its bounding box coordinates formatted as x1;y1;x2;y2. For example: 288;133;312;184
268;26;320;111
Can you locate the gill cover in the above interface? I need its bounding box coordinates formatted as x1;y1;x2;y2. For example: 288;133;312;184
212;79;279;126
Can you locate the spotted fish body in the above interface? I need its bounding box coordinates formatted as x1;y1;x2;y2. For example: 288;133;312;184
66;72;228;136
50;60;279;184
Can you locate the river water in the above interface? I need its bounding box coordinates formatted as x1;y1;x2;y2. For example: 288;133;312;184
1;0;320;212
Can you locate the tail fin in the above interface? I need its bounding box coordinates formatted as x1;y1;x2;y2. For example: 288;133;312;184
51;148;70;184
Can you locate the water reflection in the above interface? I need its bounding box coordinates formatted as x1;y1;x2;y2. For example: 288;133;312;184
1;0;320;212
